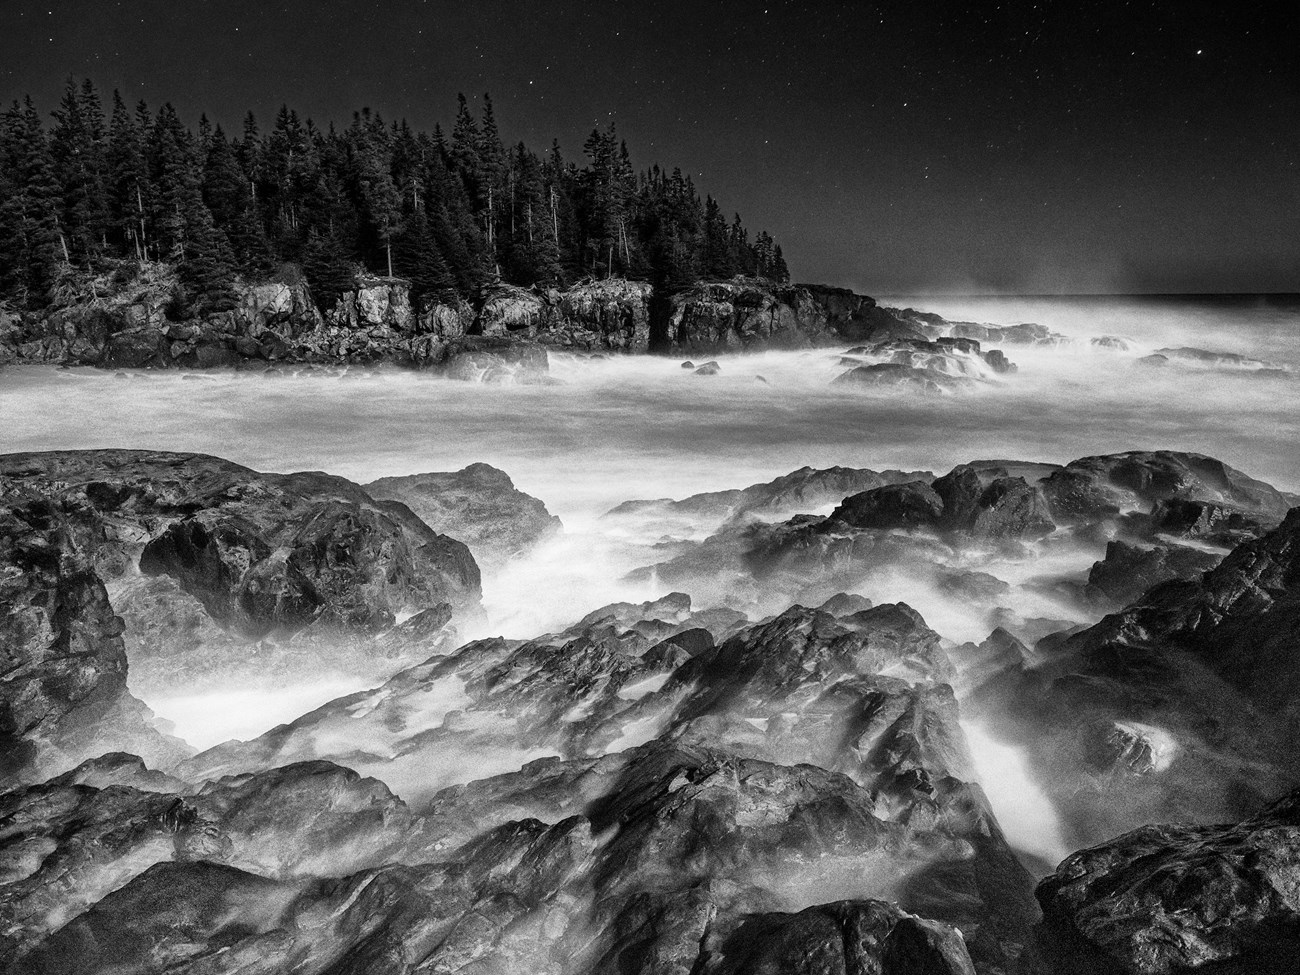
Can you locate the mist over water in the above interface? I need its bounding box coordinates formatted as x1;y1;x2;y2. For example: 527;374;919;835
3;294;1298;859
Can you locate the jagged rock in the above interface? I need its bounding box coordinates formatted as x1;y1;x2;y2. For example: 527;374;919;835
367;463;562;572
834;361;967;392
828;481;945;530
1090;335;1131;351
665;278;835;352
0;450;480;698
709;900;977;974
969;507;1300;849
1039;451;1291;529
607;465;934;526
0;484;190;787
552;278;652;351
949;321;1066;345
982;348;1016;372
1037;788;1300;975
933;467;1056;539
1154;346;1287;372
1149;496;1270;543
445;337;550;383
0;759;418;964
1082;540;1220;606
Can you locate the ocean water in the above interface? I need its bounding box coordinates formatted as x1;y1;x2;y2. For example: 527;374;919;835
3;294;1298;769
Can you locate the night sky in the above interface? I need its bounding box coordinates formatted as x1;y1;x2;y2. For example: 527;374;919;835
2;1;1296;294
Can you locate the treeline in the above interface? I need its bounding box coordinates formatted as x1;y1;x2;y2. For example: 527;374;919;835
0;79;790;314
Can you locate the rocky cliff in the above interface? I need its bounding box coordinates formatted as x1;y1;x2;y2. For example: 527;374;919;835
0;261;978;371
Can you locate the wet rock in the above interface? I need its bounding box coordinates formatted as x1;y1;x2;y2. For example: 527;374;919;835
1154;346;1286;372
708;899;977;975
1037;788;1300;975
694;360;721;375
666;278;834;352
1090;335;1131;351
834;361;965;392
0;485;190;787
607;465;933;526
1149;496;1270;544
1039;451;1291;529
982;348;1016;373
827;481;945;531
367;463;562;572
445;337;550;383
1083;539;1220;607
970;507;1300;849
0;450;481;698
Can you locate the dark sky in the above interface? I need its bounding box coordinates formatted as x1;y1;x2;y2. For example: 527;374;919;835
2;1;1297;294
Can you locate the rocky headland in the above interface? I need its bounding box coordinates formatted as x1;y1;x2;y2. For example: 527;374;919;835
0;262;1063;387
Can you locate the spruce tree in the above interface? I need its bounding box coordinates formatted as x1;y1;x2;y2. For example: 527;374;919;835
0;98;63;306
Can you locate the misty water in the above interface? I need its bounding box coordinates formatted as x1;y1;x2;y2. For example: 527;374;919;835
4;293;1298;865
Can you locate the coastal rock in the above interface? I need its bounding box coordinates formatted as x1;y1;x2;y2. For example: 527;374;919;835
445;337;550;383
969;506;1300;849
1036;788;1300;975
0;450;481;697
552;278;652;351
1082;539;1220;607
606;465;934;527
0;484;190;787
665;278;834;352
366;463;562;571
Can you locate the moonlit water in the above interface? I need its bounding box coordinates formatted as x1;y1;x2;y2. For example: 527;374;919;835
3;295;1298;850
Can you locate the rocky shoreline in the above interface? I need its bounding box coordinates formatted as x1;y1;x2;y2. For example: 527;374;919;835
3;446;1300;973
0;262;1068;380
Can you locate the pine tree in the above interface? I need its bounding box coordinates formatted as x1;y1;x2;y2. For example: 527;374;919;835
2;80;793;309
203;126;273;270
350;108;402;277
106;91;151;259
0;98;63;306
302;227;357;312
149;103;235;311
395;207;457;307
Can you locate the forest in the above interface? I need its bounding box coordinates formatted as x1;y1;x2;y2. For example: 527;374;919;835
0;79;790;315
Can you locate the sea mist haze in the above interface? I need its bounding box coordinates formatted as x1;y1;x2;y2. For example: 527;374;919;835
3;294;1297;868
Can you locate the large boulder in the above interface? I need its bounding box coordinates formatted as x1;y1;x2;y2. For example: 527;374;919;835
0;450;481;697
366;463;562;571
1037;788;1300;975
0;485;190;787
665;279;834;352
970;506;1300;849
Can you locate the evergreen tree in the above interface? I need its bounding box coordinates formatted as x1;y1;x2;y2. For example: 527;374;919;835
350;108;402;277
0;98;63;306
149;103;235;311
203;126;273;269
394;207;457;307
302;227;357;311
2;81;792;311
106;91;151;259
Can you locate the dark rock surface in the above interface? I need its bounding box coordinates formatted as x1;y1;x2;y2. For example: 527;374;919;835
0;483;191;787
607;465;934;527
2;585;1041;974
0;450;482;699
970;505;1300;851
367;463;562;572
1036;788;1300;975
3;264;1004;370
